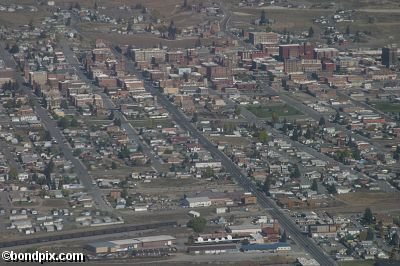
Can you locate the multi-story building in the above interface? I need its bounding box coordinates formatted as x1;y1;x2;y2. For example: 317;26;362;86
166;51;184;63
301;59;322;73
249;32;279;45
382;45;398;68
279;44;301;60
284;58;301;73
314;48;339;60
132;48;166;63
29;71;48;86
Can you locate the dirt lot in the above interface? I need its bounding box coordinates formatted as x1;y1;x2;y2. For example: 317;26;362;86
209;136;251;148
137;178;238;199
231;7;331;33
82;31;218;49
230;5;400;47
321;191;400;215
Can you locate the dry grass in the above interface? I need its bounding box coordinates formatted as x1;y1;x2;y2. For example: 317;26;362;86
209;136;251;147
324;192;400;214
42;199;69;208
231;7;331;32
83;31;216;48
0;11;45;27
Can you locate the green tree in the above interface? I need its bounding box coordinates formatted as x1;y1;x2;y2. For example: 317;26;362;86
62;189;70;197
168;20;177;40
291;164;301;179
187;217;207;233
44;160;54;179
393;146;400;160
352;148;361;160
259;10;268;25
346;25;350;35
280;230;287;242
8;167;18;180
73;149;82;157
57;117;69;129
319;116;326;127
191;113;198;123
241;238;250;245
291;128;299;141
118;146;131;159
127;22;132;32
203;166;214;178
308;26;314;38
363;207;374;225
121;188;128;198
44;130;52;141
367;16;375;24
126;197;133;206
262;177;270;195
74;2;81;10
137;145;143;153
114;118;121;127
305;128;312;139
271;112;279;124
70;118;79;127
326;183;337;194
65;17;71;26
9;44;19;54
366;227;375;240
258;130;269;144
311;179;318;191
234;106;241;116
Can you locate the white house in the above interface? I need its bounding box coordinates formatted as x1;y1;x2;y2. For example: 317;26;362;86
183;197;211;208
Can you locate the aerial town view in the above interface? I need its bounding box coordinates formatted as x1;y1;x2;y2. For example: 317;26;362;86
0;0;400;265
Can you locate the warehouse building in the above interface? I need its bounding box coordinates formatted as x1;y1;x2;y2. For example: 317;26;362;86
86;235;176;254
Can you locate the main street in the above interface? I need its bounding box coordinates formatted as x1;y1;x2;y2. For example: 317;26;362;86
0;43;113;212
59;39;164;172
110;48;337;266
66;7;336;264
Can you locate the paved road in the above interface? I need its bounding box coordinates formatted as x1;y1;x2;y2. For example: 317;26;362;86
262;86;388;152
67;8;336;265
0;43;112;212
237;94;399;192
336;90;394;125
219;1;256;51
111;48;337;266
58;39;164;172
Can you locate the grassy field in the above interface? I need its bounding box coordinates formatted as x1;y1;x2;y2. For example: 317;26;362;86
230;4;400;47
247;104;302;118
373;102;400;113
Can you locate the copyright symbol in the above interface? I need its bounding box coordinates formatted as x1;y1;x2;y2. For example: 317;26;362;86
2;251;11;262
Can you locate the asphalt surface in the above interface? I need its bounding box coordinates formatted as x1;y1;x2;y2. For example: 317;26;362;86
68;9;334;265
0;43;112;212
110;49;337;265
59;39;164;172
